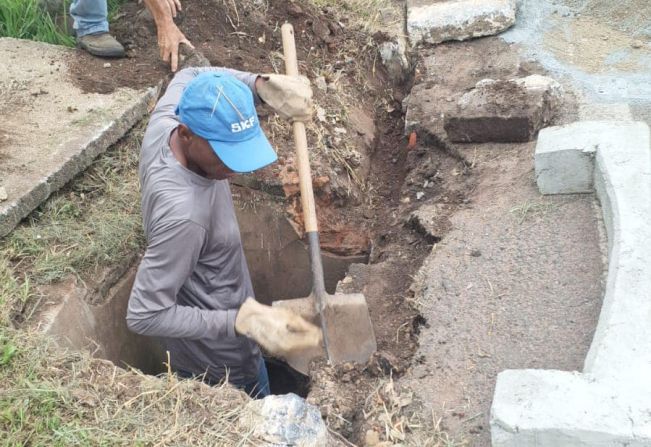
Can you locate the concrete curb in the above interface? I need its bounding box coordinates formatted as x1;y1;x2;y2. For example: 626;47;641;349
490;121;651;446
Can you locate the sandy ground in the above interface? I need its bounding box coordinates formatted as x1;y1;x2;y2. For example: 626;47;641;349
403;142;605;446
503;0;651;109
398;1;651;445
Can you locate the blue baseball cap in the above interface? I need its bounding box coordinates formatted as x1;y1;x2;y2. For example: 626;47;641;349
175;72;277;173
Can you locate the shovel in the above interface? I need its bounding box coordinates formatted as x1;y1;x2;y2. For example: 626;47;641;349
272;23;377;375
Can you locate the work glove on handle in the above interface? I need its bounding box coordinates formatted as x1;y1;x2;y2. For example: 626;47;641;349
257;74;313;122
235;297;323;357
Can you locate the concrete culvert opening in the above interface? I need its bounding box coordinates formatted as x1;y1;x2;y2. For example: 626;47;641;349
40;199;367;397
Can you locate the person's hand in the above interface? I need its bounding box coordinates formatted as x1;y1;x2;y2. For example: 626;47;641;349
157;20;194;72
163;0;182;17
256;74;313;122
235;298;323;357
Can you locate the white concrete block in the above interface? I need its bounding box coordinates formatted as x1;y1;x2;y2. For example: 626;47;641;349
492;121;651;446
407;0;516;45
535;123;598;194
492;370;651;447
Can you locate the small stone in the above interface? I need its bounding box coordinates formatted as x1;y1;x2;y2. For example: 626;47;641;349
103;62;111;68
470;249;482;257
240;394;327;446
416;191;425;200
400;196;411;204
631;40;644;49
365;429;381;446
315;75;328;91
0;187;7;201
316;106;327;123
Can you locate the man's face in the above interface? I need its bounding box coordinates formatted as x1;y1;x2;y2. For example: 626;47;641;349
187;134;236;181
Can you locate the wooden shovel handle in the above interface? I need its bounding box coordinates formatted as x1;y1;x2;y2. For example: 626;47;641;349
281;23;318;234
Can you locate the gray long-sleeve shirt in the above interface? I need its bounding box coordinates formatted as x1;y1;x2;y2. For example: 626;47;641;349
126;67;263;383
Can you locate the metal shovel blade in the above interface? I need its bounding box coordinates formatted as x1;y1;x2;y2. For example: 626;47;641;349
273;292;377;375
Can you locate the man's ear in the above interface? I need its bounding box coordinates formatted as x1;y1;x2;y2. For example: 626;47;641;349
177;124;193;142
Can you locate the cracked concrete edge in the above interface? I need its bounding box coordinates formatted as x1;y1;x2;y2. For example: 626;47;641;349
406;0;516;46
0;84;160;239
490;121;651;446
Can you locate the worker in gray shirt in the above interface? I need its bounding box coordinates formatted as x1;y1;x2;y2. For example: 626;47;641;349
126;66;321;398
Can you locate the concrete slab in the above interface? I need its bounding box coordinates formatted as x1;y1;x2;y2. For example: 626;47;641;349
407;0;516;45
492;121;651;446
0;38;159;238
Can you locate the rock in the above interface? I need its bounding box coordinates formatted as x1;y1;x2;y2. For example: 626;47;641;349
444;75;563;143
365;429;381;446
408;204;444;243
315;76;328;92
348;106;376;149
179;47;211;69
407;0;516;45
0;187;7;202
379;37;411;83
631;40;644;49
239;393;328;446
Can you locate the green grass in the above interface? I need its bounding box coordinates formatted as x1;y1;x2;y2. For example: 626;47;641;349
0;0;127;47
0;0;75;46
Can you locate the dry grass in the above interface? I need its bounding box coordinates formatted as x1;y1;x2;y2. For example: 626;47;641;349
510;199;557;224
361;377;467;446
310;0;402;33
0;327;256;446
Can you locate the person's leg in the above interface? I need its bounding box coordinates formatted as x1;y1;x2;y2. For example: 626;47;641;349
69;0;108;37
70;0;125;57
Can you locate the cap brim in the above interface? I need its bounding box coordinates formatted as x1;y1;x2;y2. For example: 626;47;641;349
208;128;277;173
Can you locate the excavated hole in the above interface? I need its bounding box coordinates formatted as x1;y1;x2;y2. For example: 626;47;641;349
42;200;366;397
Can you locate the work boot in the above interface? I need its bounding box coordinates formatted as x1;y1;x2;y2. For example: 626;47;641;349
77;32;125;58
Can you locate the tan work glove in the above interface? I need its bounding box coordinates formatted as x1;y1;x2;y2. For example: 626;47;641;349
256;74;313;122
235;297;323;357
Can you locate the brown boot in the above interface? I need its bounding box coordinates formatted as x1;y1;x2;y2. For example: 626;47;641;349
77;32;125;58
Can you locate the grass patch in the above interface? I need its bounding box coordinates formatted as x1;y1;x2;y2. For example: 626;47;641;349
510;199;557;224
0;327;253;446
309;0;401;32
0;0;74;46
